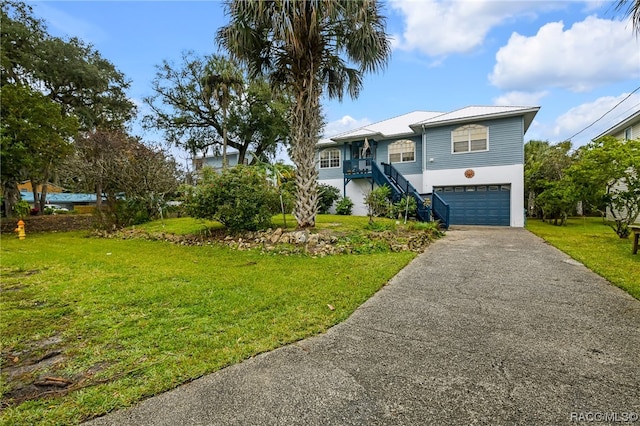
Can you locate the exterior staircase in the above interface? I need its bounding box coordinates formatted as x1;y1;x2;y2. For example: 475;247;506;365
371;161;450;229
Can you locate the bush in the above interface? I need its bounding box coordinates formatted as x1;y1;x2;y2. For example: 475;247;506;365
317;184;341;214
14;200;31;218
115;198;152;226
335;196;354;215
185;166;280;232
389;196;417;220
364;185;392;223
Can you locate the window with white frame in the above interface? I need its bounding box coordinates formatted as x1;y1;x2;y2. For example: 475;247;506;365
319;148;341;169
388;139;415;163
452;124;488;153
624;127;632;140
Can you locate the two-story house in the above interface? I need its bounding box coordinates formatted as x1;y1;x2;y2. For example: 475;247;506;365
317;105;540;227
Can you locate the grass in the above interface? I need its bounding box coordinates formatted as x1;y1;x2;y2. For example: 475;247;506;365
526;217;639;300
0;217;419;425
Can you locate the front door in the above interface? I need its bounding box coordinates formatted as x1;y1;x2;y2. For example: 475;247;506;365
351;141;372;160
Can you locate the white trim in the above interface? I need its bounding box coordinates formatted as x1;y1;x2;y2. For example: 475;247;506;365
319;148;341;169
624;127;633;140
424;164;524;227
450;124;489;154
422;129;427;172
388;139;417;164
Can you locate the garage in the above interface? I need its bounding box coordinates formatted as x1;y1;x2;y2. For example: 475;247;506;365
434;184;511;226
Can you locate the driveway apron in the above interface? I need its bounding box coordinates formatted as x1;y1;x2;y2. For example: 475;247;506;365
85;228;640;425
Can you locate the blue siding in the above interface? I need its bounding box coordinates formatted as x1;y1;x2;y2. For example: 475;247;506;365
425;116;524;170
317;146;345;180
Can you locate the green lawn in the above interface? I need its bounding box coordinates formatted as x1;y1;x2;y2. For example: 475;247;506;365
0;221;417;425
526;217;639;299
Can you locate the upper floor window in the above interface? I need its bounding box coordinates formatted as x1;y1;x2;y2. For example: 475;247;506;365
452;124;488;153
319;148;341;169
388;139;415;163
624;127;632;140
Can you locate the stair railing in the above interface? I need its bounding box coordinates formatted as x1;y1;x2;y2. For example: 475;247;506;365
431;191;450;229
381;162;432;222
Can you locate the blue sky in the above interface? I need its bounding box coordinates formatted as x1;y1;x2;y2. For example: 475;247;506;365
29;0;640;163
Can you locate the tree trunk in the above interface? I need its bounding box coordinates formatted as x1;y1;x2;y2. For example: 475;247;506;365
40;182;49;214
290;81;321;229
238;143;248;166
30;179;41;215
95;181;103;209
528;191;536;217
2;180;19;218
222;106;228;169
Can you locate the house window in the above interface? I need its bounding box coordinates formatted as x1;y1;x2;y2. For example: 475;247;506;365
388;139;415;163
624;127;632;140
452;124;488;153
319;148;341;169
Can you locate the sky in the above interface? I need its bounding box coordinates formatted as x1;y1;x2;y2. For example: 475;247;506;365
27;0;640;165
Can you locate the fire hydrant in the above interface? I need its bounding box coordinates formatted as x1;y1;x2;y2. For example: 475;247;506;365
14;220;26;240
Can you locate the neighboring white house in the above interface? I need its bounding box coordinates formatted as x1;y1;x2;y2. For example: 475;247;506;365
316;105;540;227
594;109;640;224
193;149;250;172
594;109;640;142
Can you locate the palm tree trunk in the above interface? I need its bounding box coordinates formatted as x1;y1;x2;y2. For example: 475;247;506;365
290;81;321;229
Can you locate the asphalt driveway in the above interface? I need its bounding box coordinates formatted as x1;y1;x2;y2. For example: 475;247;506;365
85;227;640;425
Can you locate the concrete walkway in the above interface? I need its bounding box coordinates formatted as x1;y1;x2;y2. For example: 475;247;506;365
86;228;640;425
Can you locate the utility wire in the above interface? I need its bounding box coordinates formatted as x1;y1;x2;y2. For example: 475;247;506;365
565;85;640;141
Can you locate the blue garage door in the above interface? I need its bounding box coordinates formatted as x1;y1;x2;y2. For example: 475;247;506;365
434;185;511;226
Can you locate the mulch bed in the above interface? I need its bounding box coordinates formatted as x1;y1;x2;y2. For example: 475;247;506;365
0;215;97;235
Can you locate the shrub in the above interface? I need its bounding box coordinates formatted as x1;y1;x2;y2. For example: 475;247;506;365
185;166;280;232
364;185;392;223
389;195;417;220
13;200;31;218
317;184;341;214
335;196;354;215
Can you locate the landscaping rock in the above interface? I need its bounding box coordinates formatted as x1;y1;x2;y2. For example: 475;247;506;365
93;225;442;256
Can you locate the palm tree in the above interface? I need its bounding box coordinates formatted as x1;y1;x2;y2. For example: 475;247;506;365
202;56;243;169
218;0;391;228
616;0;640;34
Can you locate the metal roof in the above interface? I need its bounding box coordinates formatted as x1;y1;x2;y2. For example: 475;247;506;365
320;106;540;146
20;191;100;203
410;105;540;133
329;111;443;142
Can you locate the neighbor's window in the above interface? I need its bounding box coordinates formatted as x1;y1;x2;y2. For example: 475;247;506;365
624;127;632;140
319;148;341;169
452;124;488;153
388;139;415;163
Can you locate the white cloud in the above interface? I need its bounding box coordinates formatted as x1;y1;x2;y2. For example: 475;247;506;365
389;0;547;57
323;115;371;137
490;16;640;92
493;90;549;106
551;92;640;145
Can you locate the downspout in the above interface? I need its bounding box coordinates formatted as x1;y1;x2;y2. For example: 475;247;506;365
343;143;347;197
422;125;427;193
